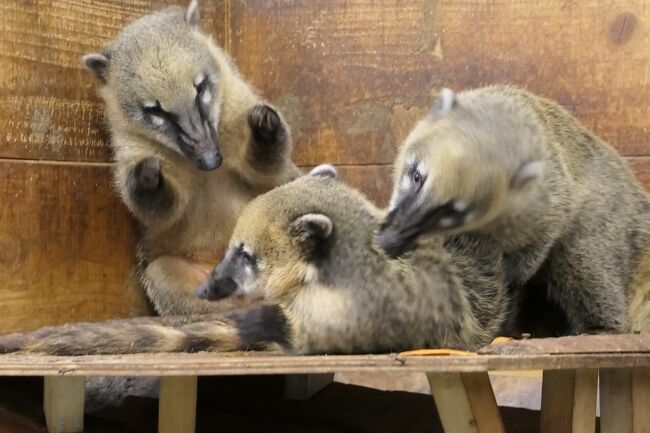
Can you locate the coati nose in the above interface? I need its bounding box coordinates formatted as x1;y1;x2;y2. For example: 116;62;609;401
195;276;238;300
196;150;222;171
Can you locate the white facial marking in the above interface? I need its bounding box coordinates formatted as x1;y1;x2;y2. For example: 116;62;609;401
151;115;165;127
201;89;212;105
453;199;468;212
193;74;205;87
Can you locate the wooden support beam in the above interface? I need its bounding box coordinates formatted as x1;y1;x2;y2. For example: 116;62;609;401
540;369;598;433
600;368;633;433
632;368;650;433
427;372;504;433
43;376;85;433
159;376;197;433
284;373;334;400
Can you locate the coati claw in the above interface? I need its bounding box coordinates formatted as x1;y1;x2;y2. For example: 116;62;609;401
248;104;282;143
134;157;161;192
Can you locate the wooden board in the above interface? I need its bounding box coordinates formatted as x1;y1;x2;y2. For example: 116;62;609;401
0;0;227;163
0;160;138;333
231;0;650;165
479;333;650;356
1;351;650;377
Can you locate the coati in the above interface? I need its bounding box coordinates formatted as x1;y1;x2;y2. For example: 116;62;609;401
0;167;509;355
377;85;650;334
82;1;300;316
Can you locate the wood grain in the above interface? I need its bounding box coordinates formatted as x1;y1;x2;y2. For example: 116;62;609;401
0;0;226;162
0;160;138;333
158;376;197;433
600;368;633;433
43;376;85;433
231;0;650;165
1;351;650;377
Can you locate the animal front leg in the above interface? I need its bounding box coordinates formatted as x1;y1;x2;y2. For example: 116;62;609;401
125;157;176;220
141;256;253;316
246;104;300;180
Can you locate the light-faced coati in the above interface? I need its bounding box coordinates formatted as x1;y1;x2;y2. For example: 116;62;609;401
377;85;650;334
83;1;300;316
0;167;509;355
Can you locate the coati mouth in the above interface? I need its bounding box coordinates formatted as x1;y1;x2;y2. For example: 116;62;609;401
194;150;222;171
377;199;467;258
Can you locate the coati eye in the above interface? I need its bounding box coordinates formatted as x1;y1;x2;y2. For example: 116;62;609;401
412;170;422;184
242;251;253;262
142;101;164;116
195;77;208;94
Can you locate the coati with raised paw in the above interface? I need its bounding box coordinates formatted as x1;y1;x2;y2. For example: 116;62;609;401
83;1;300;316
377;85;650;334
0;167;509;355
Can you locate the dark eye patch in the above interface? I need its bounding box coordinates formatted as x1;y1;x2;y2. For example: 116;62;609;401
142;100;166;116
195;77;208;94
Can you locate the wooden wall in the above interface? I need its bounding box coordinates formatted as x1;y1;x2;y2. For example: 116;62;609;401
0;0;648;332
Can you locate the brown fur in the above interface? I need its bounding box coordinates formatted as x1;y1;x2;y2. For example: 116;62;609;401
0;170;509;355
83;2;300;316
380;85;650;334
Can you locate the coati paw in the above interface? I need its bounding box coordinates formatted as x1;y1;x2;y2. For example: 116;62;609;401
248;104;283;144
134;157;161;192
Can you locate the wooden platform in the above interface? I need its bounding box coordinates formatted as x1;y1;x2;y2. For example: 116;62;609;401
1;351;650;377
0;334;648;433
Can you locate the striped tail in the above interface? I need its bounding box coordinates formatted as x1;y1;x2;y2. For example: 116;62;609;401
0;305;289;356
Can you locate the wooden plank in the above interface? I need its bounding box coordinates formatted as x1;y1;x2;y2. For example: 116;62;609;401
572;369;598;433
284;373;334;400
158;376;197;433
43;376;85;433
479;333;650;355
540;370;575;433
632;368;650;433
0;160;140;333
1;352;650;377
600;368;633;433
427;373;479;433
229;0;649;167
0;0;226;162
3;1;648;167
462;372;505;433
434;0;650;156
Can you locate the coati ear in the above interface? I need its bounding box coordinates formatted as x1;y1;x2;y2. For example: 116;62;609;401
82;53;110;82
308;164;338;179
511;161;544;190
289;213;333;256
186;0;201;28
429;87;456;120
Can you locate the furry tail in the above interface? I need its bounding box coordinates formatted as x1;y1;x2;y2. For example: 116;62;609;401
0;305;288;355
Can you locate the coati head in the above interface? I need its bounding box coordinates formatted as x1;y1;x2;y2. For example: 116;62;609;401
378;87;546;258
196;165;341;302
82;1;222;171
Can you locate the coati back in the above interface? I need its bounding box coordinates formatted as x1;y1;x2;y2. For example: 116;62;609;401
0;168;509;355
378;85;650;334
83;1;300;316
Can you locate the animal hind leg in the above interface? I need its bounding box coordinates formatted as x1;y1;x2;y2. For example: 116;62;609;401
547;243;627;334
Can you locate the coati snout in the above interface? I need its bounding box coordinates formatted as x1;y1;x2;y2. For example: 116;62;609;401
377;87;544;259
378;197;469;258
196;243;260;300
